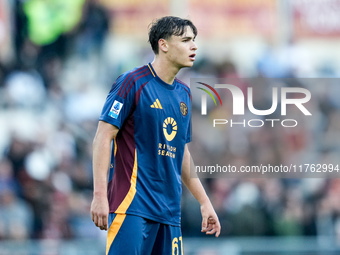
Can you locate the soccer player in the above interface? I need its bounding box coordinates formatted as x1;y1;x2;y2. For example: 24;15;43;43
91;16;221;254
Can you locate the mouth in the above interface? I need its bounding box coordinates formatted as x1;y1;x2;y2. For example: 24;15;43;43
189;53;196;61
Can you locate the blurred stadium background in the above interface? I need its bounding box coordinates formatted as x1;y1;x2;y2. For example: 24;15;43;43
1;0;340;254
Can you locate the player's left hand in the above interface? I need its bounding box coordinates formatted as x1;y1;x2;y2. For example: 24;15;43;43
200;202;221;237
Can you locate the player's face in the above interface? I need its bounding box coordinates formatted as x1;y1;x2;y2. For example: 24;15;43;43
166;27;197;68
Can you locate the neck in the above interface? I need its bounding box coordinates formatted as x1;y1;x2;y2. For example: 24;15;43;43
151;57;180;85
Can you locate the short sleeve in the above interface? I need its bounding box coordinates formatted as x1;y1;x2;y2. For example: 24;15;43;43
99;74;136;129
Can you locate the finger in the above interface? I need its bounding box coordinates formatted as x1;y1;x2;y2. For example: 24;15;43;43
93;214;98;227
204;223;214;232
202;219;214;232
100;225;107;231
205;224;219;235
206;227;217;235
206;217;221;237
103;215;108;231
209;221;221;237
201;217;208;232
215;222;221;237
97;215;103;228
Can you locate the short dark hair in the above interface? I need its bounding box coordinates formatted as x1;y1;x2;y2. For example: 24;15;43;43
148;16;197;54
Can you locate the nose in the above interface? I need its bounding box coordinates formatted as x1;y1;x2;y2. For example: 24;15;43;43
191;41;198;51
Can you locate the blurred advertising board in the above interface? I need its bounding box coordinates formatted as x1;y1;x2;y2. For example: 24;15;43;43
98;0;169;37
188;0;277;38
98;0;277;38
293;0;340;38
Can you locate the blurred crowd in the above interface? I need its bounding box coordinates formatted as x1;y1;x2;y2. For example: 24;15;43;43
1;0;340;246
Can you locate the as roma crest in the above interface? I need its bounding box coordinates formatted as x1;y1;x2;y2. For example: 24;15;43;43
180;102;188;116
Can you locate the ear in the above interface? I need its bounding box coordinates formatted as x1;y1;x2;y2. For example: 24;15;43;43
158;39;168;53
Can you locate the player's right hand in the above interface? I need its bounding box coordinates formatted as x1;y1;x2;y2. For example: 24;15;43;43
91;195;109;231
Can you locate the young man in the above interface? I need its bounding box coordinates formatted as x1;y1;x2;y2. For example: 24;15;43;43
91;16;221;254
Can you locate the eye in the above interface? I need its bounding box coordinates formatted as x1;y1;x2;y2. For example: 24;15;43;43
182;37;193;42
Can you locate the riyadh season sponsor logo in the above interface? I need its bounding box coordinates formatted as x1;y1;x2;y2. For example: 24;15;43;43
163;117;177;141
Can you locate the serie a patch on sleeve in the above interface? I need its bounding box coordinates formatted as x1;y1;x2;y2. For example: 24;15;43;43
108;100;123;119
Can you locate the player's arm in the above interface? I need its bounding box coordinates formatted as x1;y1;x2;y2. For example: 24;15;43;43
91;120;119;231
181;144;221;237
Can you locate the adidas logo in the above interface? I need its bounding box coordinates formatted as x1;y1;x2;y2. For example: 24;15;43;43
151;99;163;109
